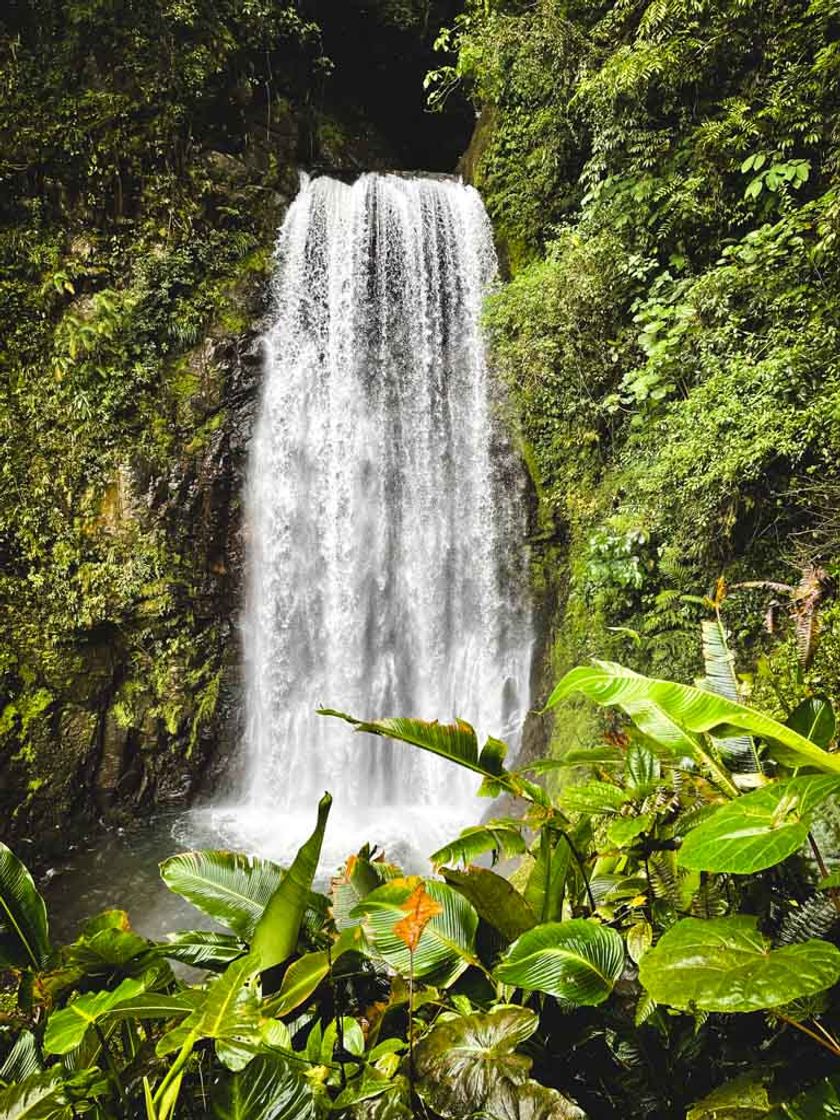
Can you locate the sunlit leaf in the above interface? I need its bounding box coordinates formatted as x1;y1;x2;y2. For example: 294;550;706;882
351;877;477;984
494;919;624;1005
638;916;840;1011
251;793;332;971
548;661;840;774
678;776;840;873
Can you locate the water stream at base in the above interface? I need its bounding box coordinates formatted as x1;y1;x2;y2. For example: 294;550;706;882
195;171;534;870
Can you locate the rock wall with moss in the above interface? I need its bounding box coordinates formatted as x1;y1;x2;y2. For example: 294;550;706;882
447;0;840;751
0;0;471;844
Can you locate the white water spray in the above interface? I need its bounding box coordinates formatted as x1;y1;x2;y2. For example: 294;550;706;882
210;173;532;869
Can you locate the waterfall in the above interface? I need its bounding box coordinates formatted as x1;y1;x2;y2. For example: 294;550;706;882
215;173;533;868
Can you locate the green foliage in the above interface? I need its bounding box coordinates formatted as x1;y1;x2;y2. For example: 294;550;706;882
638;916;840;1013
321;619;840;1114
494;920;624;1005
443;0;840;720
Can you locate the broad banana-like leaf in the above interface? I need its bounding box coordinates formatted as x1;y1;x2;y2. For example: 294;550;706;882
494;919;624;1005
638;916;840;1012
157;930;247;970
44;976;146;1054
523;827;574;923
102;991;199;1023
787;697;836;749
319;711;507;777
430;823;527;869
251;793;332;971
678;775;840;873
211;1053;316;1119
160;851;284;939
264;926;363;1018
441;867;537;941
350;876;478;984
156;955;261;1057
0;842;51;970
700;619;759;770
414;1006;585;1120
548;661;840;774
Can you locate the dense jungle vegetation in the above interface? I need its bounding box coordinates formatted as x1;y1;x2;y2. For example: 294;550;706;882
1;624;840;1116
3;0;840;1116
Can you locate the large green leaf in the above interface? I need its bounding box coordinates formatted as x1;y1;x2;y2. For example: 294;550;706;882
787;698;836;749
523;828;573;924
558;781;626;815
157;930;247;970
414;1006;584;1120
547;661;840;774
430;823;527;869
686;1074;771;1120
638;916;840;1012
156;955;261;1057
0;843;51;970
43;976;146;1055
350;877;478;984
678;775;840;873
211;1053;316;1119
441;867;537;942
318;711;507;777
251;793;332;972
700;618;758;769
0;1071;71;1120
160;851;284;939
494;919;624;1005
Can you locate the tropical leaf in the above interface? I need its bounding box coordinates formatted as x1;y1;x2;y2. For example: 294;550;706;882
607;815;653;848
156;930;247;970
558;781;626;815
350;877;477;984
211;1053;316;1119
765;1074;840;1119
0;1070;71;1120
156;955;261;1057
414;1006;585;1119
441;866;537;941
0;1030;42;1083
686;1074;771;1120
787;697;836;749
318;711;507;777
160;851;284;939
266;951;329;1017
393;883;442;952
678;775;840;873
0;842;51;970
547;660;840;774
523;828;573;923
638;916;840;1012
44;976;146;1054
494;919;624;1005
251;792;332;971
413;1006;534;1116
430;823;527;869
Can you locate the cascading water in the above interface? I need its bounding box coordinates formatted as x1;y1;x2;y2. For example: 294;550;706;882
212;172;533;868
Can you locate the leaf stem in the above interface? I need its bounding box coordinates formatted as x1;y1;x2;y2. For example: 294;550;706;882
776;1012;840;1058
